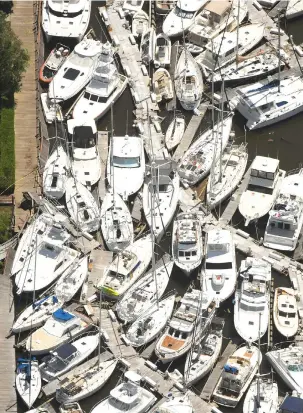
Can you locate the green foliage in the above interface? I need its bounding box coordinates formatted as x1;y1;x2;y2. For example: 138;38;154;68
0;206;12;244
0;97;15;193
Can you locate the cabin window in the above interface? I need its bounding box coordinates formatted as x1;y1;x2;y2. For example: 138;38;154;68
225;47;236;57
285;223;290;230
192;251;197;256
205;262;232;270
113;156;140;168
267;172;274;180
63;68;80;81
259;170;266;179
247;184;273;195
179;251;184;257
54;261;63;272
278;222;283;230
48;6;84;18
251;169;258;177
277;101;288;107
288;312;296;318
259;102;273;112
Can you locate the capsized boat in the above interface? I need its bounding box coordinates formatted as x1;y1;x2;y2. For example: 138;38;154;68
122;0;144;15
141;27;156;65
154;33;171;67
43;145;70;200
243;378;279;413
165;112;185;151
153;68;174;103
39;44;70;83
55;256;88;302
132;10;149;37
16;358;41;408
273;287;299;338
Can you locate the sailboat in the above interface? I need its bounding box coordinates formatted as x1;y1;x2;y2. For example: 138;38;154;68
154;33;171;67
43;145;70;199
132;10;149;37
153;68;174;102
16;358;41;408
165;112;185;151
55;256;88;302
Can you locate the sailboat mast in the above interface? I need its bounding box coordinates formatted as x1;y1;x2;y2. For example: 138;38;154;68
110;104;115;207
98;289;102;368
209;71;216;198
235;0;240;69
219;77;225;183
277;12;281;93
150;160;159;310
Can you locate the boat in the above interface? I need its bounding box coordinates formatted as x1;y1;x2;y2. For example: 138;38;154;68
95;234;152;300
234;257;271;343
43;145;70;200
106;135;145;200
39;44;70;83
156;0;177;15
286;0;303;19
143;159;180;240
65;177;100;233
132;10;149;37
177;114;233;186
26;308;93;355
239;156;286;226
55;256;88;302
153;68;174;102
122;0;144;15
89;371;157;413
201;229;237;305
16;358;41;408
154;33;171;67
266;344;303;394
207;143;248;209
172;212;203;276
273;287;299;338
278;396;303;413
48;38;102;102
175;48;203;112
39;333;99;382
165;112;185;151
196;24;265;77
40;92;64;124
116;254;173;323
100;189;134;252
150;393;193;413
141;27;156;65
42;0;91;42
213;345;262;408
59;403;84;413
243;378;279;413
126;294;176;347
264;168;303;251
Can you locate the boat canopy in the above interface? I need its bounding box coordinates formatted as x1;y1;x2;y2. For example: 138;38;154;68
53;308;75;322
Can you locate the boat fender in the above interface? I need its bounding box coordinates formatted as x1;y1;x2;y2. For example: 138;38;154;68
211;407;223;413
132;91;140;104
144;360;158;371
108;309;117;322
118;7;125;19
101;328;109;342
236;229;250;239
143;376;157;388
123;65;131;78
269;252;282;261
253;0;263;10
141;65;148;76
136;122;144;134
112;35;120;47
120;358;131;369
129;34;136;45
82;231;93;240
153;121;162;133
173;381;185;392
121;334;131;346
101;9;109;22
294;46;303;57
213;93;222;103
151;93;157;103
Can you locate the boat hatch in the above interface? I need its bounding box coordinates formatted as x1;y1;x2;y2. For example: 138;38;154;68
63;68;80;81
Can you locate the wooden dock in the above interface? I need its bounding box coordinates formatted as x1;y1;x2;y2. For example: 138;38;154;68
98;131;109;201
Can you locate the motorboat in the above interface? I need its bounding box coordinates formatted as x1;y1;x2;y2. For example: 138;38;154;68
156;0;177;15
264;169;303;251
201;229;237;305
65;177;100;233
143;160;180;240
39;44;70;83
175;49;203;111
207;143;248;209
266;344;303;394
239;156;286;226
286;0;303;19
100;189;134;252
165;112;185;151
43;145;70;199
172;212;203;276
55;256;88;302
42;0;91;42
39;333;99;382
178;114;233;186
59;403;84;413
96;234;152;300
132;10;149;37
243;378;279;413
234;258;271;343
153;68;174;103
126;294;175;347
48;38;102;102
150;394;193;413
16;358;41;408
141;27;156;65
116;254;173;323
273;287;299;338
122;0;144;16
40;92;64;124
106;135;145;200
154;33;171;67
213;345;262;408
236;75;303;130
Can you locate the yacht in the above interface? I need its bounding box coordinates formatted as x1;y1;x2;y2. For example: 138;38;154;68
39;44;70;84
243;379;279;413
107;135;145;200
172;212;203;276
68;119;101;187
266;345;303;394
150;394;193;413
201;229;237;305
165;112;185;151
49;38;102;102
236;75;303;130
153;68;174;103
122;0;144;16
154;33;171;67
132;10;149;38
286;0;303;19
234;258;271;343
42;0;91;43
16;358;41;408
141;27;156;65
264;169;303;251
43;145;70;199
273;287;299;338
213;345;261;408
239;156;286;226
55;256;88;302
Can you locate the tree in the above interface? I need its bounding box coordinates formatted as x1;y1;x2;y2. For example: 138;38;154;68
0;11;29;97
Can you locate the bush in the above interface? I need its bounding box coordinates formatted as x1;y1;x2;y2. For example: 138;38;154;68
0;97;15;193
0;206;12;244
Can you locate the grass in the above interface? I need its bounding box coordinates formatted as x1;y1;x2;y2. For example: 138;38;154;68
0;96;15;194
0;206;12;244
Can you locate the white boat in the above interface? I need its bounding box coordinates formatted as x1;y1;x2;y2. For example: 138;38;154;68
243;379;279;413
273;287;299;338
207;143;248;209
106;135;145;200
65;177;100;233
43;145;70;200
141;27;156;65
49;38;102;102
264;169;303;251
175;49;203;111
286;0;303;19
165;112;185;151
239;156;286;226
143;160;180;240
96;234;152;300
116;254;173;323
122;0;144;16
40;92;64;124
201;229;237;305
156;0;177;15
42;0;91;42
126;294;176;347
178;114;233;186
266;345;303;394
196;24;265;77
16;359;41;408
172;212;203;276
185;42;204;55
90;371;157;413
55;256;88;302
234;258;271;344
151;394;193;413
236;75;303;130
26;308;92;355
213;345;262;408
40;43;70;84
132;10;149;37
100;189;134;252
153;68;174;103
154;33;171;67
39;333;99;382
59;403;84;413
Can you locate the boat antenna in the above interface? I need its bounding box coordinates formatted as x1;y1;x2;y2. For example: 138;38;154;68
277;11;281;93
235;0;240;69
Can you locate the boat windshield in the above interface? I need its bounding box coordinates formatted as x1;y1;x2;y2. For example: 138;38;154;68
174;6;195;19
279;310;296;318
48;6;84;18
206;262;232;270
73;126;96;148
113;156;140;168
239;302;265;312
247;184;273;195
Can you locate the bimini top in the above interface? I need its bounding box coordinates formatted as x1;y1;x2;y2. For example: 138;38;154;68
251;156;279;175
204;1;231;16
53;309;75;322
280;397;303;413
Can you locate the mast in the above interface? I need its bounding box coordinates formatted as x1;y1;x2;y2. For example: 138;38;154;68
218;77;225;183
277;11;281;93
98;288;102;368
110;104;115;207
209;67;217;202
235;0;240;69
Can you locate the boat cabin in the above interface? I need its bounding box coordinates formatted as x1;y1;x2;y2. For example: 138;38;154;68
106;252;139;283
44;310;80;338
112;136;141;169
247;156;280;194
220;354;252;394
205;230;232;270
45;343;79;372
85;63;117;102
176;217;198;261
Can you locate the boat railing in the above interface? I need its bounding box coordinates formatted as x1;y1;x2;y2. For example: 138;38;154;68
286;167;302;177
